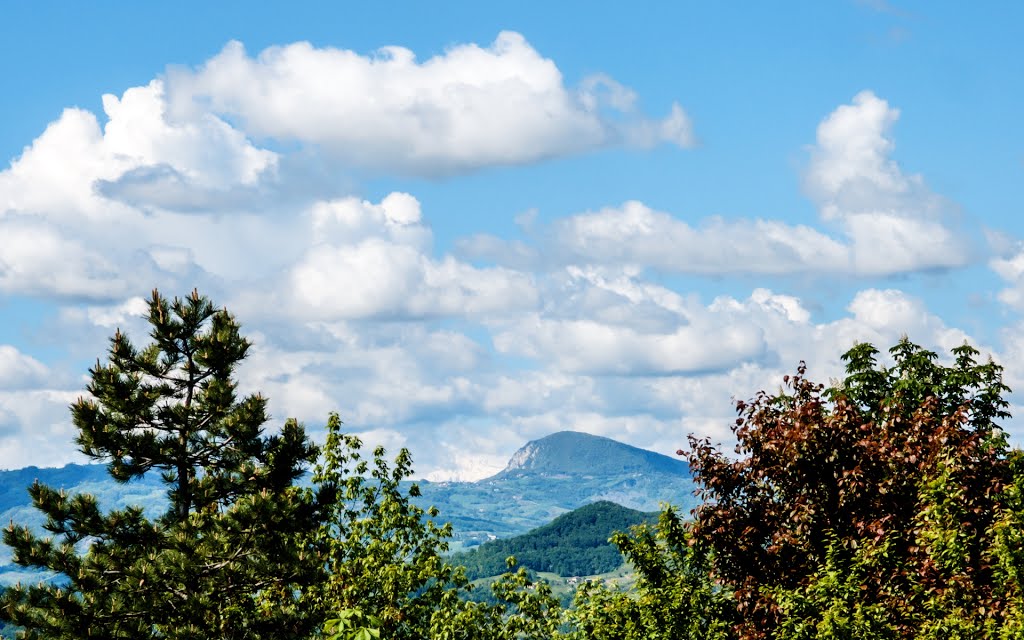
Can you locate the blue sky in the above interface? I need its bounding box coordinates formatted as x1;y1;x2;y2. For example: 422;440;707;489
1;1;1022;478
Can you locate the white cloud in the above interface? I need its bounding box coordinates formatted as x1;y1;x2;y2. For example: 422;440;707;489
539;199;963;278
0;79;282;300
235;324;485;434
311;192;429;246
549;201;851;275
165;33;694;176
842;213;967;275
59;297;150;329
0;81;276;219
803;91;971;271
476;92;969;279
0;346;49;391
0;389;84;469
495;316;765;375
492;269;769;375
990;244;1024;311
0;356;84;468
278;193;539;321
0;219;131;298
805;90;906;211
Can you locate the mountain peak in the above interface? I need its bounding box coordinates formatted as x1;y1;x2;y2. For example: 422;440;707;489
495;431;688;478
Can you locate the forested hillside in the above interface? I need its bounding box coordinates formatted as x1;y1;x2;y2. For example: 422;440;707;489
452;501;655;580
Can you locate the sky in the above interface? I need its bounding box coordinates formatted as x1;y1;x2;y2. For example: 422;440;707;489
0;1;1022;479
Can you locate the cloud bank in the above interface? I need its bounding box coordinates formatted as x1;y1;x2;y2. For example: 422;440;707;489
165;32;694;176
0;33;1012;479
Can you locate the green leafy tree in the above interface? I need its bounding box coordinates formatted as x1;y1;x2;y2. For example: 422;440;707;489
566;506;735;640
308;414;570;640
987;449;1024;639
682;338;1014;639
428;563;567;640
323;609;381;640
307;413;479;639
769;536;899;639
0;290;321;639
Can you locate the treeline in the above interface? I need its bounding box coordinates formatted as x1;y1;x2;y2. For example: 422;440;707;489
452;501;655;580
4;290;1024;639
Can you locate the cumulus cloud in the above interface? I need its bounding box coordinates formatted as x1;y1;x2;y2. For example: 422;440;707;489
288;242;538;320
495;316;765;375
224;192;541;322
0;81;276;219
0;218;131;298
547;201;851;275
0;79;281;300
0;347;83;469
0;389;84;469
491;268;769;375
803;91;972;272
165;33;694;176
460;92;972;279
94;81;277;209
0;346;49;391
990;244;1024;310
517;202;962;279
0;40;1009;483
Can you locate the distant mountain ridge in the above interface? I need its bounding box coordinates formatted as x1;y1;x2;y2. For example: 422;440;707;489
418;431;696;541
495;431;689;479
0;431;697;584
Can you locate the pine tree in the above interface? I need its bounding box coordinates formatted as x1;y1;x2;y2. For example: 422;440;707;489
0;289;321;639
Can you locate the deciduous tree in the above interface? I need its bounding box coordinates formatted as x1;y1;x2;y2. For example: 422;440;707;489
683;339;1013;639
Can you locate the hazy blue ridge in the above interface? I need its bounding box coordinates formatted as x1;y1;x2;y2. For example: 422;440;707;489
0;431;697;585
416;431;696;543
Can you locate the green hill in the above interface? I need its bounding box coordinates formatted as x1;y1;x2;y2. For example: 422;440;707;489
451;500;655;580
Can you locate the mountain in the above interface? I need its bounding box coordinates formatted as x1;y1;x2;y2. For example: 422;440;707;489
496;431;690;478
0;431;697;583
0;464;167;585
417;431;696;542
451;501;656;580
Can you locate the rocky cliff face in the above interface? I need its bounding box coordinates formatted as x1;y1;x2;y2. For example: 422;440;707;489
493;430;690;478
504;441;540;472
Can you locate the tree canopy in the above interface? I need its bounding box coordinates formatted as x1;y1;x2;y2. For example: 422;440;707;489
679;338;1022;639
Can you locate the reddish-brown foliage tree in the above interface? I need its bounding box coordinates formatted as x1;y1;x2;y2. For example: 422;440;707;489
682;339;1012;639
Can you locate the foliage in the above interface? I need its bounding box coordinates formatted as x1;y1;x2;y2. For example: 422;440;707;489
305;412;477;639
769;536;899;639
682;338;1015;639
428;564;567;640
0;290;321;639
323;609;381;640
566;506;735;640
988;449;1024;639
308;415;575;640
